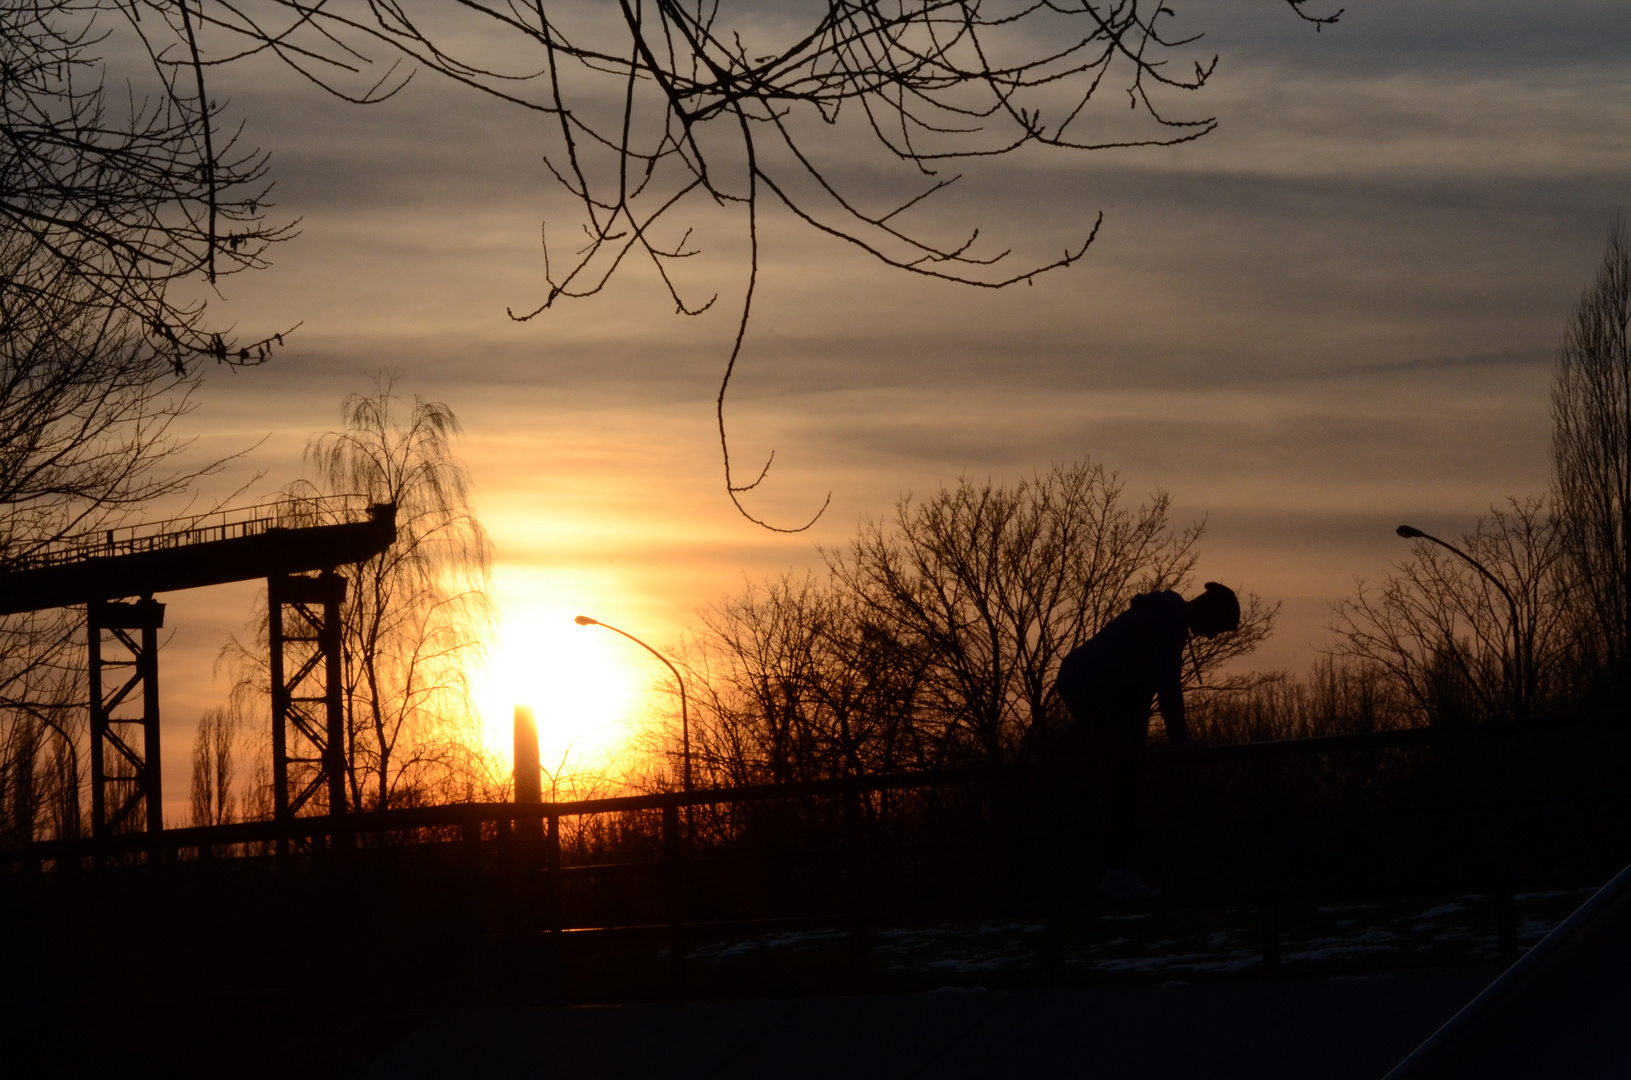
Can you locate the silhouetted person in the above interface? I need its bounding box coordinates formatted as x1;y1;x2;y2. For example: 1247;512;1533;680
1054;582;1240;900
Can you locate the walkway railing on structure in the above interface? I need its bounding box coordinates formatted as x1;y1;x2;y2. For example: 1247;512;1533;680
5;495;376;573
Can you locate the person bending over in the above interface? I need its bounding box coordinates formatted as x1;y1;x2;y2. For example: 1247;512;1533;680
1053;582;1240;900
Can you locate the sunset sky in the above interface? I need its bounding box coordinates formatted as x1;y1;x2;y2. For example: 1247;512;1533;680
132;0;1630;819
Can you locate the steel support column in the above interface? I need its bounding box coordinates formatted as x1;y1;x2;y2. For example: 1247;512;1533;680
88;598;166;848
269;570;348;838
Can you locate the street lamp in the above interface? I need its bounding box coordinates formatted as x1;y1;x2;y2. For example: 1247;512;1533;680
574;615;691;793
1395;524;1530;719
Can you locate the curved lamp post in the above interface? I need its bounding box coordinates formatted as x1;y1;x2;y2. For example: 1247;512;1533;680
574;615;691;793
1396;524;1530;719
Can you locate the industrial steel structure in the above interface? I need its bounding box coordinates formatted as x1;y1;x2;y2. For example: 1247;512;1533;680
0;498;396;845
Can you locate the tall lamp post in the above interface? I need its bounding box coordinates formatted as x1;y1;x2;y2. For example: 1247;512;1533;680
574;615;691;793
1396;524;1530;720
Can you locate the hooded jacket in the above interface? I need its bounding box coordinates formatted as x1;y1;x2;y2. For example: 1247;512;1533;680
1053;589;1192;743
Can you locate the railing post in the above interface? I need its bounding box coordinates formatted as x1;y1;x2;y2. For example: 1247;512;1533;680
495;813;513;862
1254;756;1282;981
458;807;487;1000
1486;730;1518;966
845;777;870;992
461;808;483;872
663;799;686;996
546;812;563;1002
1043;760;1069;987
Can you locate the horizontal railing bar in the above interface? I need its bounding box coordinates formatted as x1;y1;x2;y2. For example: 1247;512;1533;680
13;494;375;566
4;709;1626;865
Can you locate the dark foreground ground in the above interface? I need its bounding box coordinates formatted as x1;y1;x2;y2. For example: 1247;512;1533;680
357;968;1493;1080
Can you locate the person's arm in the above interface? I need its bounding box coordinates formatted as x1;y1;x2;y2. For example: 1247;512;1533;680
1154;623;1196;749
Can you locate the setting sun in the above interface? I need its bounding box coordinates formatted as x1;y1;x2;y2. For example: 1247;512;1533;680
473;604;658;784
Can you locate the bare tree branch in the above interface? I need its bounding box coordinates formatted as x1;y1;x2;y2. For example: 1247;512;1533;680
160;0;1336;526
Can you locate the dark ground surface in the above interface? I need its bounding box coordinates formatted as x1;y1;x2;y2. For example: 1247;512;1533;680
357;968;1495;1080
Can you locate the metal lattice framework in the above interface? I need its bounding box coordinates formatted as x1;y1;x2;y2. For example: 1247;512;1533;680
269;571;349;832
87;599;165;844
0;499;395;853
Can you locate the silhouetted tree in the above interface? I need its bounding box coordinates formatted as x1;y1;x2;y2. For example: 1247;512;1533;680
312;381;497;809
0;238;215;573
679;573;931;787
0;230;243;842
189;706;237;827
833;461;1274;762
1;712;42;848
2;2;289;364
225;378;499;812
1552;217;1631;696
677;460;1276;783
1188;657;1413;745
1332;499;1574;725
3;0;291;824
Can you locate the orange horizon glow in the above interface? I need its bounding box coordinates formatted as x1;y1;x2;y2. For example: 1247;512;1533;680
472;602;656;788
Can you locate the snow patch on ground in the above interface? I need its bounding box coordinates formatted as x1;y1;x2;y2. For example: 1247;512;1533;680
674;889;1594;980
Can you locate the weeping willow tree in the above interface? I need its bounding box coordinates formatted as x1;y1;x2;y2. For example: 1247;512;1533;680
224;377;498;813
300;377;498;810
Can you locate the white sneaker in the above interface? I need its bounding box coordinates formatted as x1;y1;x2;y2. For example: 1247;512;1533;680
1099;866;1160;900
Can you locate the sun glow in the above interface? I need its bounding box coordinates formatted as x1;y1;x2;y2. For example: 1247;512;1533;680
473;603;650;784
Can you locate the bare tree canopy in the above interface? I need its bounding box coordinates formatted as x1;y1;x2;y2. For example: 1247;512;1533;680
1;231;236;836
1;3;290;367
672;460;1276;784
1552;216;1631;691
1332;499;1575;725
0;239;213;571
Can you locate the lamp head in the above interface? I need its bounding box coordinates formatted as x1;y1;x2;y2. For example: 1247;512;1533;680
1396;525;1426;539
574;615;597;626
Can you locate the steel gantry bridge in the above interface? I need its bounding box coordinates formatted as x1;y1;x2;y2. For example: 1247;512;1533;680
0;497;396;845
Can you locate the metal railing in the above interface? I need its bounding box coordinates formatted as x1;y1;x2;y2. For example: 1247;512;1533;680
5;712;1628;993
3;495;378;574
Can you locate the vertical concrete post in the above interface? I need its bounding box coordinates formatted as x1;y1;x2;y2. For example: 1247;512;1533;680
513;704;548;995
546;811;564;1001
514;706;544;843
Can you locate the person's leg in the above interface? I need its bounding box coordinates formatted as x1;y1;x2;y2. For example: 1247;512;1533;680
1059;683;1157;896
1096;707;1154;898
1100;716;1147;865
1102;741;1143;867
